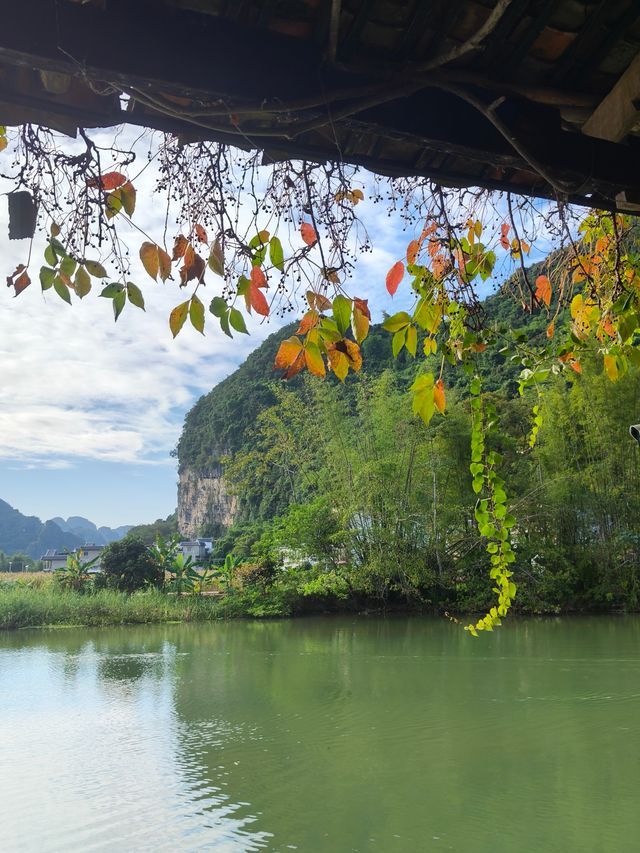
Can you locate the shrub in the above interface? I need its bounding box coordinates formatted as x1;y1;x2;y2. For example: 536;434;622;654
101;537;163;592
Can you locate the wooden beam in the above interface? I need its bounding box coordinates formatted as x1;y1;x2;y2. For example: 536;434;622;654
582;53;640;142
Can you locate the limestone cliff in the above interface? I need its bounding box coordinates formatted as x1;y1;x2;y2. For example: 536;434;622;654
177;467;237;538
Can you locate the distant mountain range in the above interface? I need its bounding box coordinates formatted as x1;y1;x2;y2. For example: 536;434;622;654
0;499;132;559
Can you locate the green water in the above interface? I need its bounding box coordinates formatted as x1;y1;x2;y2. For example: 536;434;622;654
1;617;639;852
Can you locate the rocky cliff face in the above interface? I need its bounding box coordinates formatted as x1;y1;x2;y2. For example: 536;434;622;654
177;467;237;538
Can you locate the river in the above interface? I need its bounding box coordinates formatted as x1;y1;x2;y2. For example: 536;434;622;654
1;616;639;852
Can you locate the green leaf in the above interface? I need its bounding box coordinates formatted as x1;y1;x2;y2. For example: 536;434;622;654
229;307;248;334
126;281;145;310
392;327;406;357
405;324;417;357
53;275;71;304
75;266;91;299
269;236;284;272
39;266;55;291
44;244;57;267
49;237;67;258
189;295;205;334
219;310;232;338
84;260;107;278
382;311;411;333
60;255;77;277
209;296;228;317
470;377;482;395
333;294;352;335
113;288;126;321
100;283;124;298
169;301;189;338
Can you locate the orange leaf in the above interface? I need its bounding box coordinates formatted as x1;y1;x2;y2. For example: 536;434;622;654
251;266;267;288
535;275;552;307
434;379;446;414
183;243;196;270
12;269;31;296
300;222;317;247
249;283;270;316
195;224;208;244
406;240;420;265
386;260;404;296
274;336;303;369
284;351;305;379
353;297;371;320
297;310;319;335
546;321;555;339
172;234;188;261
500;223;510;250
570;360;582;374
158;248;172;282
88;171;126;190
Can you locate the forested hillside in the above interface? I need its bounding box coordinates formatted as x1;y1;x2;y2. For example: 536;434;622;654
176;282;640;615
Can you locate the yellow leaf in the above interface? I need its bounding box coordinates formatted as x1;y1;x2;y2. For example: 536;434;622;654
604;353;619;382
328;348;349;381
139;242;159;281
352;306;369;344
304;342;326;378
169;301;189;338
120;181;136;217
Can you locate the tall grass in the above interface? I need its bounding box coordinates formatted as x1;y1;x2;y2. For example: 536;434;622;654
0;585;230;630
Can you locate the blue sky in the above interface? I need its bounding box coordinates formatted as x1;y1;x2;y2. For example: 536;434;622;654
0;130;549;529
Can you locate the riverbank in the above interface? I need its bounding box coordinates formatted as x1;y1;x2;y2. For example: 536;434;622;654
1;576;635;630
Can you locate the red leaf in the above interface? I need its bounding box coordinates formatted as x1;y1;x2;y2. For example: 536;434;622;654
13;270;31;296
386;261;404;296
249;283;270;316
88;171;127;191
500;223;510;250
301;222;317;247
251;266;267;288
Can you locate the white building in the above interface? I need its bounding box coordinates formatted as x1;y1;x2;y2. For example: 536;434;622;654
177;539;214;563
41;544;105;572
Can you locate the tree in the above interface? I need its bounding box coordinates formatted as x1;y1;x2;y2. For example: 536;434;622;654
101;538;163;593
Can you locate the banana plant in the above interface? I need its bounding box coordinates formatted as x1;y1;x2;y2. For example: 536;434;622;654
165;552;200;594
55;549;101;591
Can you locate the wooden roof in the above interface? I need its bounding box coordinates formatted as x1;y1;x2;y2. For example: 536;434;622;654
2;0;640;210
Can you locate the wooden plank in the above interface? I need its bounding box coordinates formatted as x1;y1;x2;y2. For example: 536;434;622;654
582;52;640;142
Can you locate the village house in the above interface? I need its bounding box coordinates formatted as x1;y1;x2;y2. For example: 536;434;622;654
41;544;105;572
177;539;214;563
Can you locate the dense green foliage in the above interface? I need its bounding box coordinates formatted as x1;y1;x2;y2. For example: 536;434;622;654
101;538;163;592
215;356;640;616
126;512;179;545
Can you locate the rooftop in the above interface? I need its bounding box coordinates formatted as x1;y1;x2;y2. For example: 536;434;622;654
1;0;640;209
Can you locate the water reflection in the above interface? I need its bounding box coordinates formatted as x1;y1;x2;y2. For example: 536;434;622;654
1;617;639;851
